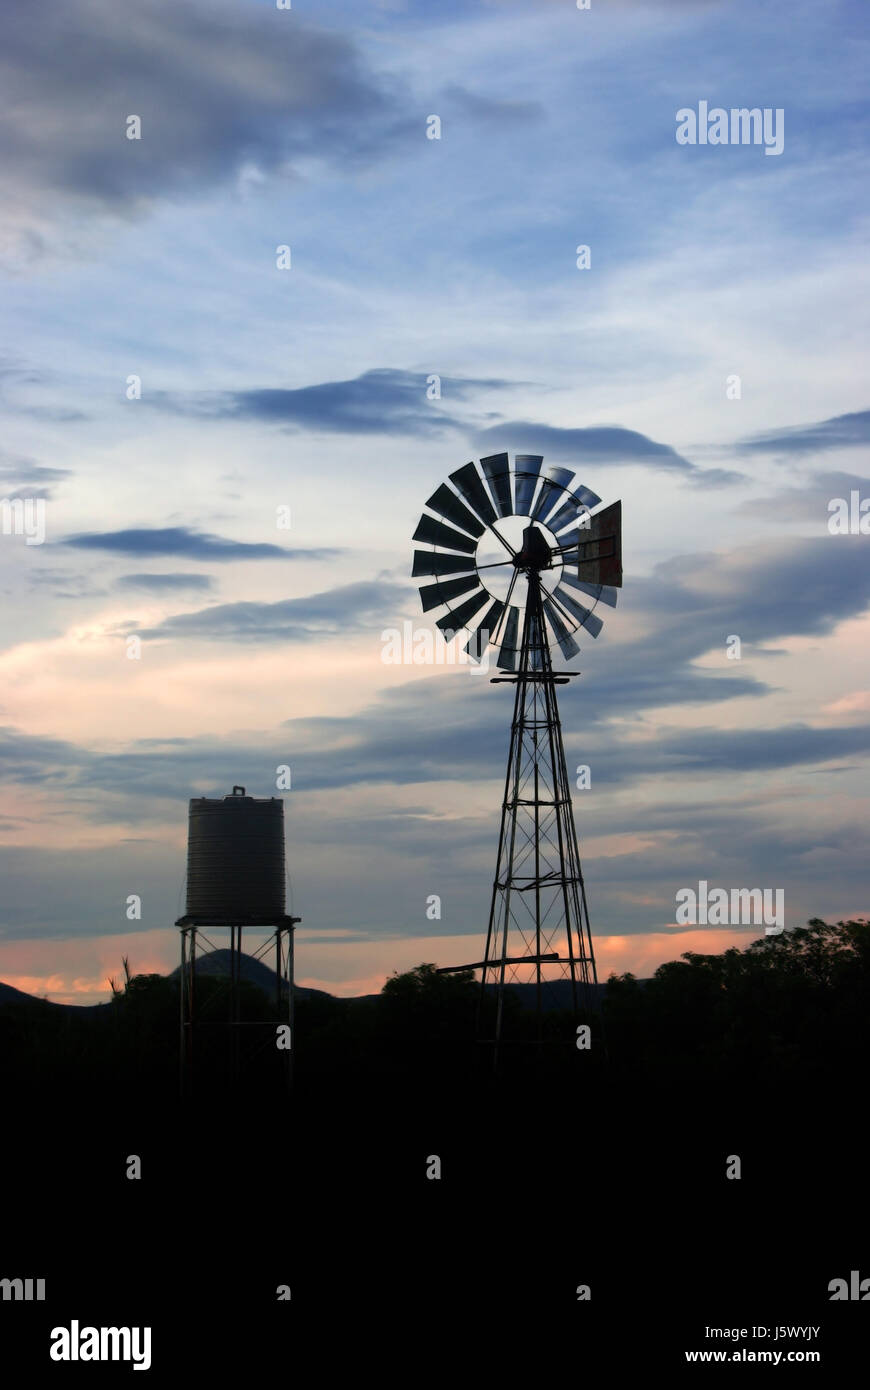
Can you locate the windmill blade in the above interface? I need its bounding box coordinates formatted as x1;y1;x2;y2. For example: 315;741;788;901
425;483;486;540
542;593;581;659
549;483;602;537
436;588;490;636
449;462;497;527
419;573;480;613
496;604;520;671
532;466;575;525
463;598;505;662
550;503;592;538
551;583;604;638
412;550;476;579
559;574;619;608
480;453;513;518
514;455;543;516
571;498;622;587
413;512;479;555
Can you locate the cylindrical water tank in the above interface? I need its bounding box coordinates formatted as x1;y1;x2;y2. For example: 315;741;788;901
185;786;286;921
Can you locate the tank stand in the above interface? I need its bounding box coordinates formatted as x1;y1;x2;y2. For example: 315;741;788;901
176;915;300;1098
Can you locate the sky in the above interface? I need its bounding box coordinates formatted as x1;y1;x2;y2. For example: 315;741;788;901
1;0;868;1004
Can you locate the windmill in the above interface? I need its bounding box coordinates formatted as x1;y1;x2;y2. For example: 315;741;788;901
411;453;622;1062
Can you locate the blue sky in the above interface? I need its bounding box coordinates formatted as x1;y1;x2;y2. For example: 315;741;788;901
0;0;868;1001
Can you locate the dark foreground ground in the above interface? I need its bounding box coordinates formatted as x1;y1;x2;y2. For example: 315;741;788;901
3;1065;866;1374
2;922;867;1374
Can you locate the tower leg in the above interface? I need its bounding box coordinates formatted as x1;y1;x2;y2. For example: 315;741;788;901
478;657;525;1049
179;926;187;1100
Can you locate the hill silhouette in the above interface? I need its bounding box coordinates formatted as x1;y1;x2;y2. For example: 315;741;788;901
167;947;332;1002
0;949;334;1012
0;980;54;1008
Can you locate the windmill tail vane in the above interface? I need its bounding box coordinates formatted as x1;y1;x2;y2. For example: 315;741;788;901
411;452;623;1064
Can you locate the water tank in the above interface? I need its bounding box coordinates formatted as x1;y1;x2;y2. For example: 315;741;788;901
185;786;286;921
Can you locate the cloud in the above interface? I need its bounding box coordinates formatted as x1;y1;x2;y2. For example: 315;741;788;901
0;727;79;788
0;0;407;248
608;536;870;692
441;84;545;125
684;467;746;487
602;722;870;783
62;526;337;561
733;471;870;523
156;372;720;484
110;533;870;795
156;368;511;437
0;451;72;501
2;673;868;813
122;528;870;687
139;579;408;643
0;360;86;421
472;421;704;476
25;567;107;600
736;409;870;458
0;452;71;486
273;674;870;804
1;538;868;950
116;572;214;593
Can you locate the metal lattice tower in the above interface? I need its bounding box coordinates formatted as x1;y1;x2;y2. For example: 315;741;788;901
411;453;622;1064
481;570;598;1052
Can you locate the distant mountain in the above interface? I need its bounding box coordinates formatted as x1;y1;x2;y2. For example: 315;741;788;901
0;948;329;1012
0;980;53;1007
0;980;106;1013
168;948;332;1003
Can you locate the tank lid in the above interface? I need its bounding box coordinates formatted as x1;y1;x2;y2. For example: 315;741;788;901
188;786;283;805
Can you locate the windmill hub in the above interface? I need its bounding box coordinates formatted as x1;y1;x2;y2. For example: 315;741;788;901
515;523;553;571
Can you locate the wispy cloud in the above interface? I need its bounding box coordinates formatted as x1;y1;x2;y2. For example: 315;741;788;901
138;579;408;643
736;408;870;457
472;420;737;482
63;526;338;561
156;368;512;437
154;371;716;485
0;451;71;488
441;83;545;125
116;572;214;593
733;470;870;522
